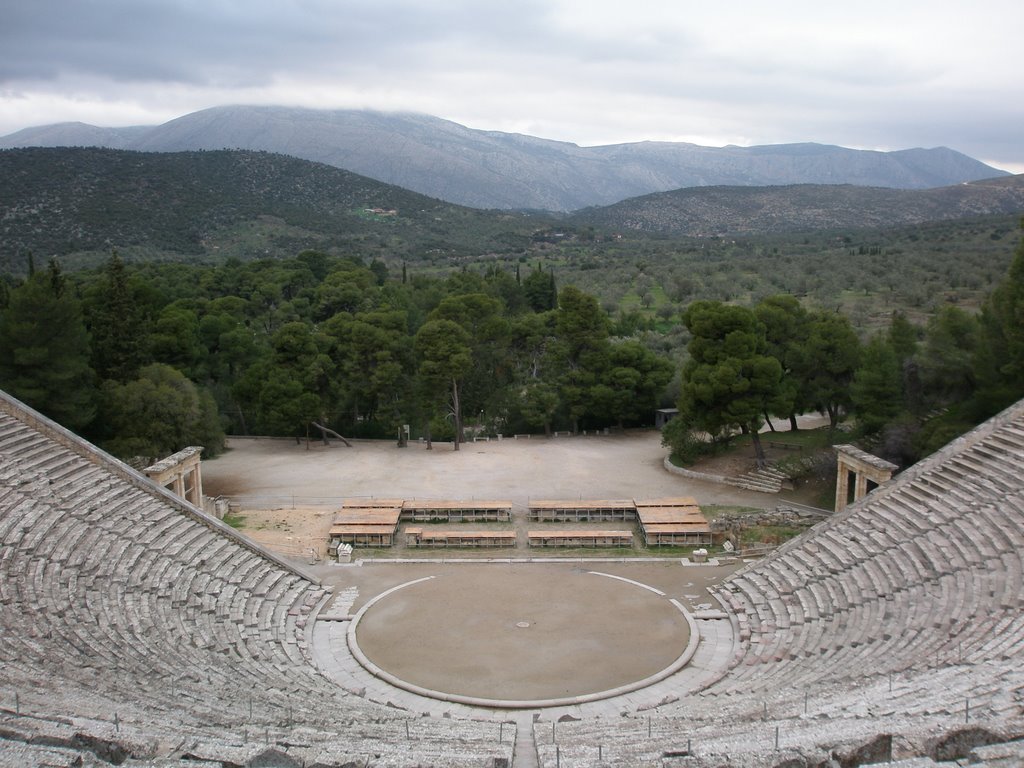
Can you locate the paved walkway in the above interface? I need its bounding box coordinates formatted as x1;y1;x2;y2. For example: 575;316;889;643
513;712;538;768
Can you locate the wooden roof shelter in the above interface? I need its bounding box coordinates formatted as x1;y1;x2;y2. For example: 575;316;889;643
634;496;699;508
527;530;634;547
329;505;401;547
405;528;517;548
401;499;512;521
636;500;711;546
528;499;637;521
340;498;405;508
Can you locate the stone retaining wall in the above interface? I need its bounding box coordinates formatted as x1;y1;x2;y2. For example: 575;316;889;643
662;456;731;485
708;506;829;532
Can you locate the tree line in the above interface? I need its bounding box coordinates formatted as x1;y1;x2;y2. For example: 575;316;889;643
2;221;1021;468
664;220;1024;468
0;252;671;459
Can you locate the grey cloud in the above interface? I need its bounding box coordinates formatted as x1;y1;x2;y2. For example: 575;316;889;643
0;0;558;85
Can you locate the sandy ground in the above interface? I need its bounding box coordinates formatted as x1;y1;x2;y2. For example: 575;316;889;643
355;564;691;700
203;429;781;508
202;424;829;557
202;430;781;558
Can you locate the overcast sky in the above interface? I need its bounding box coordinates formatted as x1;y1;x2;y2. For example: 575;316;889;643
2;0;1022;172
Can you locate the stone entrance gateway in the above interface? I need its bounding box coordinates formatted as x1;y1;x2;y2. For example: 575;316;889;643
144;446;204;507
834;444;897;512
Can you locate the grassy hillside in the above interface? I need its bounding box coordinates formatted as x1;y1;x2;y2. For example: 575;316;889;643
569;177;1024;237
0;147;554;273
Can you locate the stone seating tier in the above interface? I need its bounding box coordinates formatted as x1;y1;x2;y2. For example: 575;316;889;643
0;401;510;765
692;404;1024;749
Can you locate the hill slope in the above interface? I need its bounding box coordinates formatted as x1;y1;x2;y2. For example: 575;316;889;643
0;106;1008;211
0;147;551;273
569;176;1024;236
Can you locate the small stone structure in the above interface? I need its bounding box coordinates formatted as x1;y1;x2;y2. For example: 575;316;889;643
143;446;204;507
336;543;354;563
834;444;897;512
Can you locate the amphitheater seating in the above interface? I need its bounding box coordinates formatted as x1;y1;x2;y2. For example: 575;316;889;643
0;392;512;766
6;385;1024;766
535;398;1024;766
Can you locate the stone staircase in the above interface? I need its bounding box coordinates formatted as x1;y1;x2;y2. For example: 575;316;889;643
733;465;788;493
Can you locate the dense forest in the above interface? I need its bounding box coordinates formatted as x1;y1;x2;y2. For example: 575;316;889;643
0;251;673;459
1;219;1022;471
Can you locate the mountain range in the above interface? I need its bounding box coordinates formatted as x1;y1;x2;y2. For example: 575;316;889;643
0;105;1009;212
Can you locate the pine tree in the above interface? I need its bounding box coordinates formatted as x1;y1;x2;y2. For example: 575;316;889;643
88;252;150;382
851;334;903;434
677;301;783;468
975;221;1024;414
0;270;96;430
